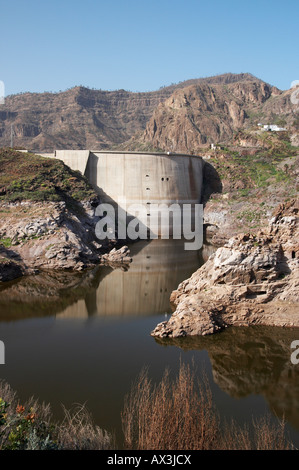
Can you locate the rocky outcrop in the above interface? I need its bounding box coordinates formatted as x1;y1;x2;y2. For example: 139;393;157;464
0;199;130;281
139;79;288;153
151;199;299;338
202;135;299;246
100;245;132;269
0;200;100;274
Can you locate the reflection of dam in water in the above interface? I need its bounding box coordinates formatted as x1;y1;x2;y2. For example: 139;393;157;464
57;239;203;319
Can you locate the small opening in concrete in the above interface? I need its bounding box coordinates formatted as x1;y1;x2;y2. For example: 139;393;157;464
146;174;149;177
146;188;150;190
161;177;164;181
292;251;296;259
166;177;169;181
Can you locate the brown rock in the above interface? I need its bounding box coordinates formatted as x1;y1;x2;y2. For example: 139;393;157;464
151;199;299;338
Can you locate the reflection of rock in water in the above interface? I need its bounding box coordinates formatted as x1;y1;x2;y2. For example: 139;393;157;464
81;239;203;317
201;243;217;263
0;269;98;321
155;326;299;431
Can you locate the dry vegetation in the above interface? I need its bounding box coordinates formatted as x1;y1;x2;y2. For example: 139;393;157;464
122;363;294;450
0;380;112;450
0;364;295;450
0;148;97;203
56;404;113;450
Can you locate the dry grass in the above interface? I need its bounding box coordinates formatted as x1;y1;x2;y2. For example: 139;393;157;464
57;404;113;450
121;363;294;450
221;415;291;450
122;364;220;450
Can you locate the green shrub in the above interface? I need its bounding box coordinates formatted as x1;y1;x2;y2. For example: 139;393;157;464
0;238;12;248
0;381;112;451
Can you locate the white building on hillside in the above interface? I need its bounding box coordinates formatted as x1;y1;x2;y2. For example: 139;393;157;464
258;123;287;132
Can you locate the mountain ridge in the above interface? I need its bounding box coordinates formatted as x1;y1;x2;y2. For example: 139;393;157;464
0;73;296;153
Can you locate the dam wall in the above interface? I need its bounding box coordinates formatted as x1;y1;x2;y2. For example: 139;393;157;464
86;151;203;205
55;150;90;175
39;150;204;236
87;151;203;236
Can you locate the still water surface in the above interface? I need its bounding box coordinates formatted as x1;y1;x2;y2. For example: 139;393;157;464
0;239;298;448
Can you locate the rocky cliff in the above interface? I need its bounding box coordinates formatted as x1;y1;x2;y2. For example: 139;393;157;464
151;199;299;337
0;86;174;151
140;80;276;152
138;80;299;153
1;73;297;153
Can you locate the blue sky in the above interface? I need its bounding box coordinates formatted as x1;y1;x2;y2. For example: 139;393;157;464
0;0;298;96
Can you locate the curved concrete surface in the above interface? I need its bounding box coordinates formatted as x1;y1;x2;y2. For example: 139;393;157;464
85;151;203;205
87;151;203;237
40;150;203;236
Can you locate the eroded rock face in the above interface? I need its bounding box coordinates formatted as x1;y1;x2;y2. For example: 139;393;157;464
0;200;101;274
0;199;130;280
100;245;132;269
0;74;280;152
151;199;299;338
140;80;290;153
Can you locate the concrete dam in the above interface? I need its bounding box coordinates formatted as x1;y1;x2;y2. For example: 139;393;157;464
40;150;204;237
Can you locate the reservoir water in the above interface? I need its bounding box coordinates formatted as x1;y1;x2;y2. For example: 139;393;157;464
0;239;298;448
